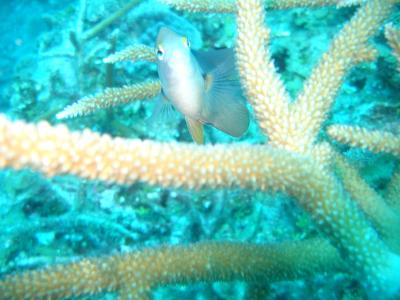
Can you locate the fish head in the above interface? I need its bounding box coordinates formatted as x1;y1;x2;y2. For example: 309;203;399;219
155;27;193;78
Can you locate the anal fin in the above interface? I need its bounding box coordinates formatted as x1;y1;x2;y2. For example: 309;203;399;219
185;117;204;144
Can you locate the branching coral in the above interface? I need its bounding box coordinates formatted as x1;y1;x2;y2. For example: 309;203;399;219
235;1;400;295
56;80;161;119
159;0;349;13
102;44;157;64
332;153;400;253
385;165;400;212
1;0;400;299
0;239;342;300
328;125;400;157
384;23;400;71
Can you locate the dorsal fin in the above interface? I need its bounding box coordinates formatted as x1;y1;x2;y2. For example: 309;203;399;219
192;48;236;75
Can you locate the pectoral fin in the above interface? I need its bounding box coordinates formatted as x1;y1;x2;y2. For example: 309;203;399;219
185;117;204;144
147;91;176;126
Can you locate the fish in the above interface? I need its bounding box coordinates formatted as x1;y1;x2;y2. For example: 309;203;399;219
154;27;249;144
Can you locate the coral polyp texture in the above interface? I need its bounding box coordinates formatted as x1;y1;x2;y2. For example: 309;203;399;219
385;23;400;71
0;0;399;299
1;239;342;300
328;125;400;157
56;80;161;119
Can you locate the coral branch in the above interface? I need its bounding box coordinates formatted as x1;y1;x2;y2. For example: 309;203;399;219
56;80;161;119
0;239;342;299
327;125;400;158
1;104;399;295
1;114;326;190
2;0;400;298
235;0;392;155
160;0;343;13
333;154;400;253
385;164;400;213
235;0;292;149
385;23;400;72
235;0;400;295
103;44;157;64
267;0;339;9
159;0;236;13
290;0;393;149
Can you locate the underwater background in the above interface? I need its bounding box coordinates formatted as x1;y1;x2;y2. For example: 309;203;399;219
0;0;399;299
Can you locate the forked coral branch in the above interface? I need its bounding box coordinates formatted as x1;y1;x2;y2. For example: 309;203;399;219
0;0;400;299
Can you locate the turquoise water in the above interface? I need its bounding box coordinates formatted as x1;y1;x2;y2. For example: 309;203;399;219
0;1;399;299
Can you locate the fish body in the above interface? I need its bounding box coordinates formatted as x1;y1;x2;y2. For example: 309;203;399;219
155;27;249;143
157;31;204;119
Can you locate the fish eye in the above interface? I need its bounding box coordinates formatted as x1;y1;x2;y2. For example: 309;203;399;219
182;36;190;48
156;47;164;60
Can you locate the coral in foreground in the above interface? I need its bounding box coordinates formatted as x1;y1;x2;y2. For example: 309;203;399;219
0;0;400;299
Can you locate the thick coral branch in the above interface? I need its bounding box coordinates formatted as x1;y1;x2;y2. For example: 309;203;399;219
235;0;400;296
0;114;321;190
235;0;292;148
0;239;342;300
235;0;391;156
0;114;399;295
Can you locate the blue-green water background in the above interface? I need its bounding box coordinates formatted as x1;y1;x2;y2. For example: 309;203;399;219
0;0;399;299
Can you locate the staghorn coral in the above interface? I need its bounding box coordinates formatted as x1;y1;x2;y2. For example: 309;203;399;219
102;44;157;64
56;80;161;119
332;153;400;253
57;0;373;121
1;0;400;299
0;115;336;191
328;125;400;158
385;23;400;71
235;1;400;295
337;0;366;7
0;239;342;300
159;0;347;14
385;165;400;213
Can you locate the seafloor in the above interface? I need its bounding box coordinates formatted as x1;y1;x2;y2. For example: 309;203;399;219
0;0;399;299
